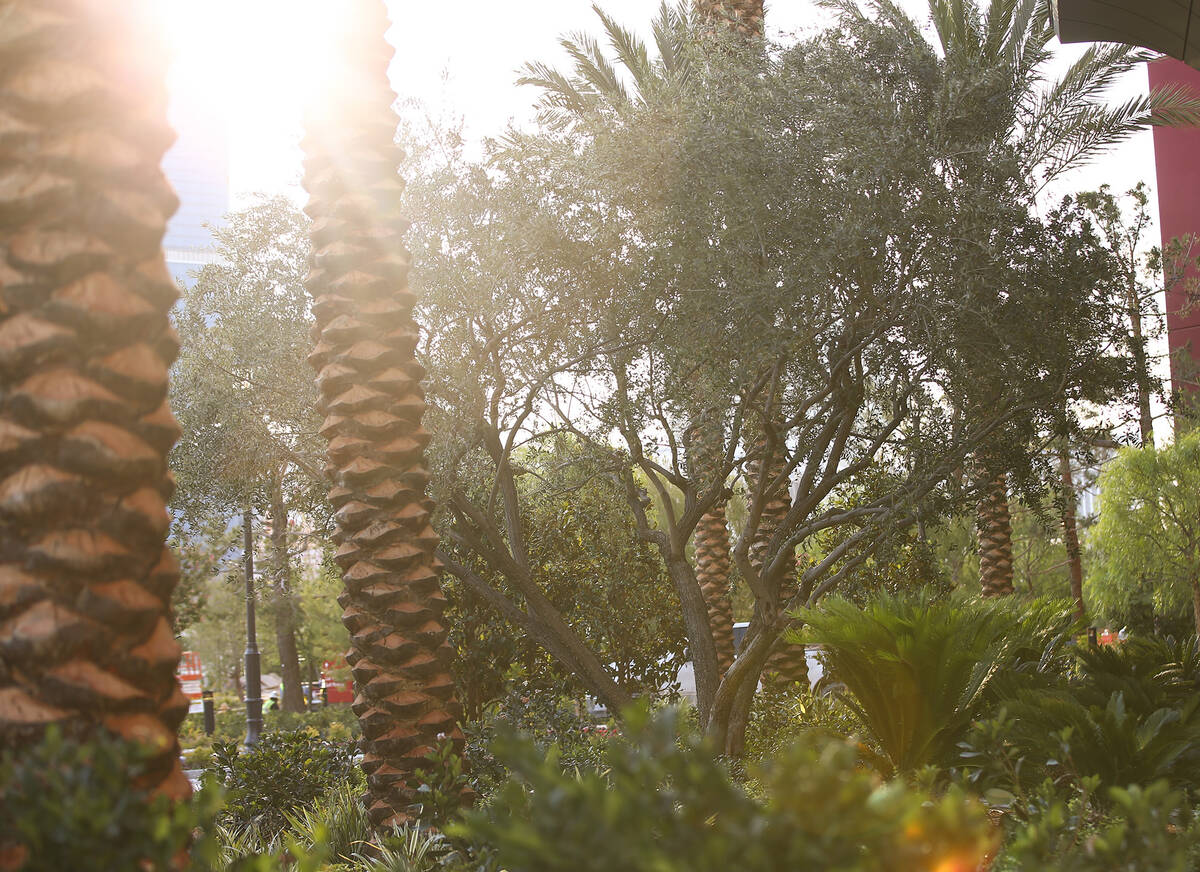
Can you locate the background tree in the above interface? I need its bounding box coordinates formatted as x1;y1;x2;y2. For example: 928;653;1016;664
0;0;189;800
842;0;1200;598
406;8;1131;752
1088;433;1200;637
1076;183;1164;447
170;195;322;713
440;438;688;718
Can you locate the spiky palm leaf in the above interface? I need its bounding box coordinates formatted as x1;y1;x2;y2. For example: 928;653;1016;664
517;2;697;131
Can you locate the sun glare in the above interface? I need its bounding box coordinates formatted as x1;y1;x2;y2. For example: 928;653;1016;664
156;0;342;193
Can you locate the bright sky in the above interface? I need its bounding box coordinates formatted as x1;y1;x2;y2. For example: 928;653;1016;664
159;0;1158;213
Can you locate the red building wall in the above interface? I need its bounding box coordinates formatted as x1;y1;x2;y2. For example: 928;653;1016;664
1149;59;1200;390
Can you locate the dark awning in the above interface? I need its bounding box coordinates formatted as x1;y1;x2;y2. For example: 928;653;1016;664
1053;0;1199;69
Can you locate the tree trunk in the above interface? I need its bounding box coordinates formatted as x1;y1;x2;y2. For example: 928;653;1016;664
303;0;466;828
1058;446;1085;620
1128;284;1155;447
0;1;189;802
685;415;735;678
696;504;735;677
747;416;806;688
269;478;306;713
977;473;1015;597
706;620;775;753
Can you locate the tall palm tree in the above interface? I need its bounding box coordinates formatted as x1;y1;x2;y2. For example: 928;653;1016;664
0;1;189;800
302;0;465;828
976;474;1016;596
835;0;1200;597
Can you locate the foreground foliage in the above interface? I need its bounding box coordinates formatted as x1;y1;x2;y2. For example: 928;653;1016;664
459;707;995;872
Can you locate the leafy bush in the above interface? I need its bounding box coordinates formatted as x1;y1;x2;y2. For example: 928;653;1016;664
456;707;995;872
180;705;360;746
798;591;1077;774
205;730;361;836
997;781;1200;871
742;680;860;762
463;687;608;799
962;691;1200;803
1072;635;1200;714
0;727;228;872
268;706;361;740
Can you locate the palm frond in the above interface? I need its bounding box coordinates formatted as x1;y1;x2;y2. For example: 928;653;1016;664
652;1;694;84
1038;42;1151;120
1036;82;1200;185
928;0;984;62
562;31;630;105
594;4;654;103
981;0;1019;60
818;0;871;24
867;0;933;51
516;60;598;131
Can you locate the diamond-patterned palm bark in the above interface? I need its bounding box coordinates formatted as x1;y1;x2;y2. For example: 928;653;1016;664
695;505;735;677
977;475;1015;597
302;0;464;829
686;419;736;678
695;0;765;36
747;423;808;689
0;0;188;801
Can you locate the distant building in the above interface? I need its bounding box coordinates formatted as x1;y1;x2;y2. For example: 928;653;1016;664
162;86;230;285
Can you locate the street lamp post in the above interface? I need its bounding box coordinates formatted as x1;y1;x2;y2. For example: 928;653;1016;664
243;509;263;746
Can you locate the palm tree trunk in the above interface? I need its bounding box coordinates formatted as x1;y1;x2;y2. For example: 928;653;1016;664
746;417;807;688
686;416;735;677
1128;284;1155;447
695;504;735;677
303;0;465;828
269;478;306;713
977;473;1015;597
0;1;188;800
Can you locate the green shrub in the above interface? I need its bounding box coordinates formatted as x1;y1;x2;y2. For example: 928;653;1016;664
268;705;361;739
180;705;361;748
1072;636;1200;715
456;706;995;872
0;727;225;872
464;688;608;799
205;730;361;837
997;781;1200;871
743;681;861;763
961;692;1200;801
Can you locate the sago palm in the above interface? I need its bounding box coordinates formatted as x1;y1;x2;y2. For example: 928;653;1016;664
0;1;189;800
302;0;465;827
830;0;1200;597
800;592;1077;774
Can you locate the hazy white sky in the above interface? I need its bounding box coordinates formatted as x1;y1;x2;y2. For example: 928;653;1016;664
161;0;1160;227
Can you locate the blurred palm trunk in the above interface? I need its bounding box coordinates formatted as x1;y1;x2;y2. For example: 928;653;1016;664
0;0;189;801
